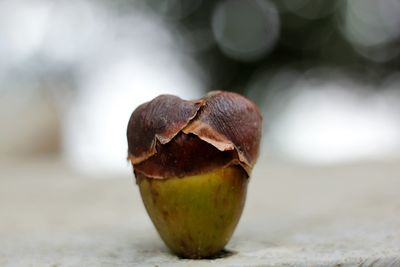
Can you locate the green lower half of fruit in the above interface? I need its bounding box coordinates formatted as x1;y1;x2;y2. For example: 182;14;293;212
137;166;248;259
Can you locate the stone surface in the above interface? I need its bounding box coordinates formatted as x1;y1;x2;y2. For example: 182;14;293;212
1;158;400;266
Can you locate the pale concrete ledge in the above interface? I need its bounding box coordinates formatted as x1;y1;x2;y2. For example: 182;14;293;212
1;159;400;266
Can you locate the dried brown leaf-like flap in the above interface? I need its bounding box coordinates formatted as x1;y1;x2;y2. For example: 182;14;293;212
183;91;262;174
127;95;203;164
127;91;262;179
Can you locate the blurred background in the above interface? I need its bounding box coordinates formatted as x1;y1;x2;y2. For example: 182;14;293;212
1;0;400;175
2;1;400;265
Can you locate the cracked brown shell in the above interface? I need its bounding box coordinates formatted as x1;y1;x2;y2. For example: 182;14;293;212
127;91;262;179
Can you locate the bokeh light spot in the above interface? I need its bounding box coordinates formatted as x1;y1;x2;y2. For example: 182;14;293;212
212;0;280;62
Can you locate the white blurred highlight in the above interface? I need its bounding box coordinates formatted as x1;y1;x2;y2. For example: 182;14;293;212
58;3;204;175
64;59;203;174
0;0;204;175
0;1;50;64
42;1;107;63
251;69;400;164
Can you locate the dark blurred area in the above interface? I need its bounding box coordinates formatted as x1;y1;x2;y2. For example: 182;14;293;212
1;0;400;174
164;0;400;90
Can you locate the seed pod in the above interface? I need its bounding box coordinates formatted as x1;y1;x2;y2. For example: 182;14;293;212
127;91;262;259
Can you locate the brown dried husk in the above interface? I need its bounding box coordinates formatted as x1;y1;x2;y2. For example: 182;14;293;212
127;91;262;179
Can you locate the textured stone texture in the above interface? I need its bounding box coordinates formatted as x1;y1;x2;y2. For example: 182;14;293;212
1;158;400;266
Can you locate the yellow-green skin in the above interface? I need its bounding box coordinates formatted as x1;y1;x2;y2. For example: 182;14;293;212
138;166;248;259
